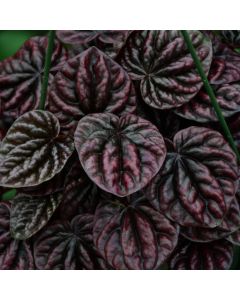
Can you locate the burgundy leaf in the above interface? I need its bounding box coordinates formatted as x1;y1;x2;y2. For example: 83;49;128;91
0;36;68;120
145;126;238;228
175;82;240;122
74;113;166;197
120;30;212;109
93;194;179;270
228;112;240;151
48;47;136;132
0;202;34;269
0;110;74;188
10;193;62;240
170;239;234;270
34;214;97;269
181;192;240;242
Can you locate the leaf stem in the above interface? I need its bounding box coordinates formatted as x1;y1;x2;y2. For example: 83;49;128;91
39;30;55;110
181;30;240;163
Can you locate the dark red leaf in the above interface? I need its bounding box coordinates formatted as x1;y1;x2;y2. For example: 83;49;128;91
170;239;234;270
93;194;179;269
74;113;166;197
0;36;68;120
34;214;97;269
0;202;34;269
145;126;238;227
120;30;212;109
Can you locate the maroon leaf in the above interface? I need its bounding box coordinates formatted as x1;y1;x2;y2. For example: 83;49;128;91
120;30;212;109
56;160;99;220
175;82;240;122
209;39;240;84
145;126;238;228
228;112;240;151
34;214;97;269
170;239;234;270
48;47;136;132
56;30;130;59
0;36;68;120
93;194;179;270
0;202;34;269
181;192;240;242
220;31;240;48
74;113;166;197
0;110;74;188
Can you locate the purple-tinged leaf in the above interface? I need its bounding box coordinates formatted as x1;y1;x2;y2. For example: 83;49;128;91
181;192;240;242
34;214;97;269
145;126;239;228
120;30;212;109
0;202;34;269
220;31;240;48
10;193;62;240
170;239;234;270
74;113;166;197
93;194;179;270
0;110;74;188
175;82;240;122
226;229;240;246
0;36;68;120
48;47;136;132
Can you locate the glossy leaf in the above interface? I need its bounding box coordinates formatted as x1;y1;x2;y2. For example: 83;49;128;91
93;194;179;270
10;193;62;240
0;202;34;269
48;47;136;131
74;113;166;197
181;193;240;242
34;214;97;269
0;36;68;120
175;82;240;122
170;239;234;270
0;110;74;187
145;126;239;227
120;30;212;109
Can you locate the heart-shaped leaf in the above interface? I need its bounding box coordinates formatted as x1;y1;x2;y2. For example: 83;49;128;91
10;193;62;240
74;113;166;197
93;193;179;270
48;47;136;132
0;110;74;187
175;82;240;122
120;30;212;109
170;239;234;270
145;126;239;227
34;214;97;269
0;202;34;269
181;192;240;242
0;36;68;120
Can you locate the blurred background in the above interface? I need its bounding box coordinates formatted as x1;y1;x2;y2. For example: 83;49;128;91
0;30;47;61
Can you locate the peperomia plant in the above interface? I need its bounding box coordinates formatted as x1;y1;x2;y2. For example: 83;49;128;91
1;30;240;270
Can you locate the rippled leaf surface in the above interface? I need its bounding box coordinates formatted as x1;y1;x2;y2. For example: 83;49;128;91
145;126;238;227
181;192;240;242
120;30;212;109
0;110;74;187
0;36;68;120
48;47;136;131
93;194;179;269
175;82;240;122
34;214;97;269
74;113;166;197
220;30;240;47
0;202;34;269
170;239;234;270
10;193;62;240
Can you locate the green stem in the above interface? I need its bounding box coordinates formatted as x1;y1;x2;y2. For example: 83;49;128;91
39;30;55;110
0;188;17;201
181;30;240;163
